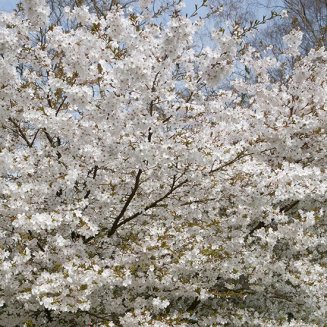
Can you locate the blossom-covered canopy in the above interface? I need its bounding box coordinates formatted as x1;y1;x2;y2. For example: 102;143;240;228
0;0;326;325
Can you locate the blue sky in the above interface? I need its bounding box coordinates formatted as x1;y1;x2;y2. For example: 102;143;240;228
0;0;18;11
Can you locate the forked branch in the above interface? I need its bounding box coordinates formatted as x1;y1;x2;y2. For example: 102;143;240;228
107;174;188;237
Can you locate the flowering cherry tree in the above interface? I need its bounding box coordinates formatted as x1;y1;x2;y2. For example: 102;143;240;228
0;0;326;326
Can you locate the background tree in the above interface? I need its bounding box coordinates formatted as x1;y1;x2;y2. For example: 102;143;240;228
277;0;326;51
209;0;326;51
207;0;326;82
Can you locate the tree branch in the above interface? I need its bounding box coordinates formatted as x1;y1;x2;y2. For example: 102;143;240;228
28;230;45;252
280;200;300;213
107;169;142;236
9;118;40;147
55;96;67;116
210;151;250;173
43;128;55;147
210;148;275;174
107;176;188;236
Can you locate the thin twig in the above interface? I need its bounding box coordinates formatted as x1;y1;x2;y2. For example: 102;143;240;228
55;96;67;116
210;151;250;173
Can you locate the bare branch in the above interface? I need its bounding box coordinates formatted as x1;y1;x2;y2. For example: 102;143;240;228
210;151;250;173
30;128;41;146
43;128;55;147
280;200;300;213
107;169;143;236
28;230;45;252
108;177;189;235
8;118;41;147
55;96;67;116
210;148;275;174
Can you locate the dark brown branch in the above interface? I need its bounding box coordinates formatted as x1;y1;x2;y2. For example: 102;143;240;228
181;197;216;206
44;308;53;322
162;115;173;123
280;200;300;213
245;199;300;241
149;99;155;116
108;169;143;236
37;241;45;253
28;230;45;252
151;71;160;92
84;173;189;242
9;118;32;147
187;297;200;312
247;221;266;239
55;96;67;116
144;178;188;212
43;128;55;147
87;165;99;179
47;93;53;108
108;177;188;236
148;128;153;142
210;151;250;173
210;148;275;174
93;165;99;179
185;91;194;103
108;0;118;11
30;128;41;146
9;118;41;148
91;0;105;18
